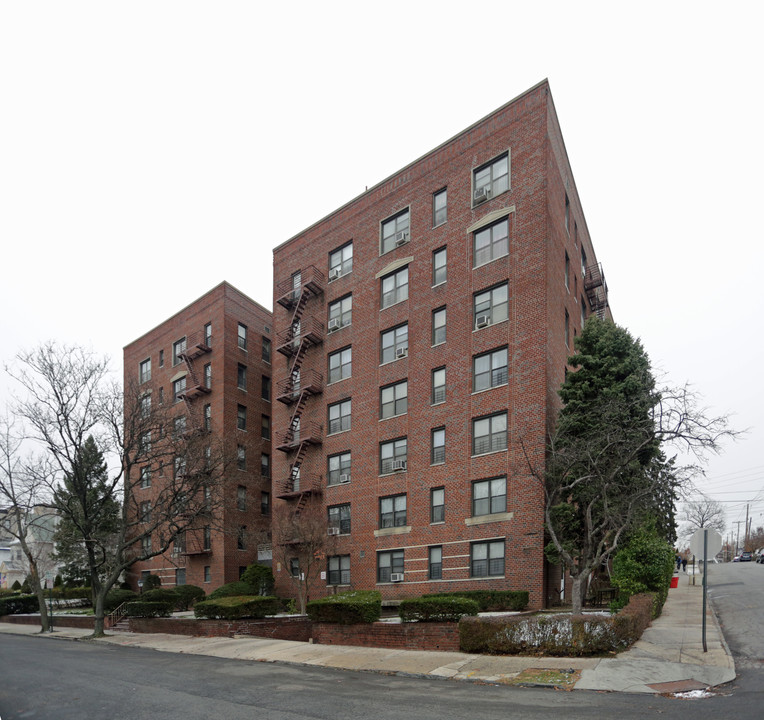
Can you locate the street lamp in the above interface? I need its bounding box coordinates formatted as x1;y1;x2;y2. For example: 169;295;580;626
45;578;53;632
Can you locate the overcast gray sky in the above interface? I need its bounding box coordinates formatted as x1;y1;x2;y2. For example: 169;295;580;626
2;1;762;546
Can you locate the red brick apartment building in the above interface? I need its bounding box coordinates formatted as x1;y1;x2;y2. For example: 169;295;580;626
123;282;273;591
270;80;610;609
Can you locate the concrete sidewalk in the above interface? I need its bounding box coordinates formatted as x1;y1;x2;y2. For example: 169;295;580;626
0;574;735;694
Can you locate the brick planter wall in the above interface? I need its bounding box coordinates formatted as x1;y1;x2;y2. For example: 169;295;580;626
0;614;95;629
124;615;312;642
313;621;460;652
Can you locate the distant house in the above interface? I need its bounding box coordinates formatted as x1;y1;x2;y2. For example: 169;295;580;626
0;506;61;589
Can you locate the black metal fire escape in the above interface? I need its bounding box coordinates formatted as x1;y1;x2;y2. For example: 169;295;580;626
584;262;609;319
177;330;212;429
274;266;325;514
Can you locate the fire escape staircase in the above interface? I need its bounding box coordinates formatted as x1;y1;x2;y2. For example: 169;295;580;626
584;262;609;319
178;330;212;429
274;267;325;511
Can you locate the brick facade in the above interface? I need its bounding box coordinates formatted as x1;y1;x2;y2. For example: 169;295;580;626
123;282;273;592
270;80;610;610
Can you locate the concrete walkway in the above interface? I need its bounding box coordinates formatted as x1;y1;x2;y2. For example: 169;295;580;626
0;574;735;695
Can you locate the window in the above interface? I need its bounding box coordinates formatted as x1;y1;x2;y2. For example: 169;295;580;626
565;193;570;232
142;535;152;554
581;246;587;279
380;437;407;474
172;337;186;366
471;540;505;577
204;323;212;347
473;283;508;328
203;404;211;432
237;445;246;471
328;294;352;329
431;367;446;404
328;346;352;383
139;358;151;384
472;476;507;516
140;466;151;488
432;307;446;345
204;363;212;389
261;414;270;439
432;246;447;285
328;451;351;486
261;491;270;516
237;404;247;431
261;453;271;478
565;251;570;291
328;399;351;434
237;364;247;390
173;455;186;479
472;412;508;455
431;487;445;523
173;532;186;554
204;566;211;583
329;241;353;279
173;376;186;402
203;526;211;551
238;323;248;350
380;380;407;419
237;485;246;510
173;415;186;437
158;387;164;405
175;568;186;586
473;347;508;392
581;296;587;328
380;494;407;528
380;266;408;308
159;349;164;368
431;428;445;465
327;555;350;585
140;394;151;418
262;336;271;363
289;558;300;578
429;546;443;580
473;152;509;202
261;376;271;401
237;526;247;550
473;217;509;267
381;208;410;254
139;431;151;455
377;549;404;583
433;188;447;227
140;501;152;523
565;309;570;348
380;323;408;364
328;503;351;535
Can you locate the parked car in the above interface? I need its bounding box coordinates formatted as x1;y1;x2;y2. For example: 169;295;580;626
740;551;753;562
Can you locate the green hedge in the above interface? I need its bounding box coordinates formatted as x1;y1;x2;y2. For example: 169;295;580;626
0;594;39;616
208;581;257;600
141;589;180;605
306;590;382;624
193;595;281;620
104;589;139;613
422;590;529;612
124;600;174;618
173;584;205;610
459;593;654;656
50;586;92;601
399;596;479;622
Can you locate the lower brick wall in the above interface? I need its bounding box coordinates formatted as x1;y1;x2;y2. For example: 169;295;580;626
313;622;460;652
125;615;312;642
0;614;95;629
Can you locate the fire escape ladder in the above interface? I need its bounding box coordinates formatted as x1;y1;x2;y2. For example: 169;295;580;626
584;262;609;319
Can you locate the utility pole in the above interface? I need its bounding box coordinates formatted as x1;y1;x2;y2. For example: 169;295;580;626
744;504;750;550
735;521;742;554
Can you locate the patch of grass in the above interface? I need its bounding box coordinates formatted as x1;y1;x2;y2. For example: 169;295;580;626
508;667;581;689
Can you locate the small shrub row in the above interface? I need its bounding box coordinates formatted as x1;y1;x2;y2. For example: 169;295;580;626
306;590;382;624
422;589;529;612
208;581;258;600
49;586;92;601
399;596;479;622
0;594;40;616
124;600;174;618
173;584;206;610
194;595;281;620
459;593;654;656
104;589;139;613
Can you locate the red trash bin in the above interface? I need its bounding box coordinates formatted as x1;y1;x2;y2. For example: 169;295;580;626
670;575;679;588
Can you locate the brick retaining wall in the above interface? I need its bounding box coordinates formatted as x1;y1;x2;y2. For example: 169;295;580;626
313;621;460;652
124;615;312;641
0;614;95;629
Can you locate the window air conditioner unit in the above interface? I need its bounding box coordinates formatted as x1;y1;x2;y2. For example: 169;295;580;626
327;527;341;536
390;573;404;583
475;315;490;329
338;474;351;484
395;231;409;246
328;268;340;281
392;460;407;472
473;186;491;204
395;347;408;359
327;318;340;332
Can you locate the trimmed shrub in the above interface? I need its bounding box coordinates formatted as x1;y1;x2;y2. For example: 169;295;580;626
422;590;529;612
0;594;39;616
459;593;654;656
240;563;275;596
104;589;138;613
0;588;17;598
306;590;381;624
399;596;479;623
141;588;180;605
143;573;162;590
54;575;63;587
208;581;257;600
11;581;22;591
173;584;205;610
193;595;281;620
124;600;173;618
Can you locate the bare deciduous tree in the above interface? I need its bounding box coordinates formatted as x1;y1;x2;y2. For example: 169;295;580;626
679;495;726;542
